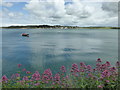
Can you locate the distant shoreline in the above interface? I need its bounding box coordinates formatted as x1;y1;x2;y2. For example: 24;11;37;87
1;25;120;29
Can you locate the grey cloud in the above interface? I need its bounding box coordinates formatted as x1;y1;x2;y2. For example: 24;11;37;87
78;10;91;18
1;0;118;27
102;2;118;13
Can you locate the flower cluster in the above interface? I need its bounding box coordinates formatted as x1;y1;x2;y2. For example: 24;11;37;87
60;66;66;73
32;71;41;81
1;59;120;88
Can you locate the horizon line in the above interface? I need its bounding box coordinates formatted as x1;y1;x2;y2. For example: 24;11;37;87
1;24;119;28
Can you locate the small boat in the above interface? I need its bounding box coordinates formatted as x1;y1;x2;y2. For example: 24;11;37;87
22;33;29;37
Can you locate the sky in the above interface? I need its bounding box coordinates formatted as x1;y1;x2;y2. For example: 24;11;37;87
0;0;119;27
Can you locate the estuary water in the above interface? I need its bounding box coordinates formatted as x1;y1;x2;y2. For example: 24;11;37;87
2;29;118;76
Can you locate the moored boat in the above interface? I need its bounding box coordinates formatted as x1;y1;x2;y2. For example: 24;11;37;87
22;33;29;37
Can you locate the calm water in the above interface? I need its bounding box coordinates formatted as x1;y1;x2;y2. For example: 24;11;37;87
2;29;118;76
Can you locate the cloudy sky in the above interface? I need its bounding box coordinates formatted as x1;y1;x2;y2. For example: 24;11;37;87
0;0;119;27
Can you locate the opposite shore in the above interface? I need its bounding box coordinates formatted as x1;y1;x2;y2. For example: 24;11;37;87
1;25;120;29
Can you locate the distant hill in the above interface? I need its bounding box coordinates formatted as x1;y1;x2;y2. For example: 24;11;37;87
1;25;120;29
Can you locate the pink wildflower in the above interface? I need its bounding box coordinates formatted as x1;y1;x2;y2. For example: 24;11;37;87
15;73;20;77
93;69;96;71
79;69;84;72
44;69;52;76
97;58;102;62
26;71;31;74
60;66;66;72
23;76;28;81
106;61;111;66
96;63;101;67
18;64;22;68
22;68;26;71
72;63;78;68
70;70;73;72
11;74;15;79
2;75;8;82
34;83;40;86
35;71;39;74
32;71;40;80
87;65;92;69
109;67;116;72
35;78;40;81
42;69;53;81
101;70;111;78
88;73;93;78
86;65;93;72
100;64;107;70
105;80;110;83
96;63;101;71
66;75;69;79
45;81;49;83
54;73;60;81
42;75;48;80
71;63;79;72
52;82;55;85
80;62;86;68
116;61;120;67
98;85;103;88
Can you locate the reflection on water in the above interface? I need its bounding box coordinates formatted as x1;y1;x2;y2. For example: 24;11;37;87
2;29;118;76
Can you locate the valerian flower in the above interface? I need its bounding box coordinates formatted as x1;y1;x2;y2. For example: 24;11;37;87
2;75;8;82
101;70;111;78
96;58;102;62
60;66;66;72
18;64;22;68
